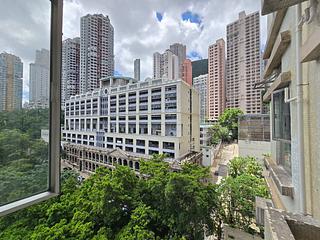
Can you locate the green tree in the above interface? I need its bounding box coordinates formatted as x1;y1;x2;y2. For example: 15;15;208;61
228;156;263;178
218;108;244;140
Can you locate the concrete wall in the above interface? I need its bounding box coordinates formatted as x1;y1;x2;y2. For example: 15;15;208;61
224;225;263;240
238;140;270;160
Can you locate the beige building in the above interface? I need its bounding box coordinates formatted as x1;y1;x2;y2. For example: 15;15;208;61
208;39;226;121
0;52;23;112
63;77;200;169
256;0;320;239
226;11;262;114
170;43;186;78
153;50;179;80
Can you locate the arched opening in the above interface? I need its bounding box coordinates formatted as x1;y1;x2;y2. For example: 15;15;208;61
135;162;140;170
123;159;128;166
129;160;133;169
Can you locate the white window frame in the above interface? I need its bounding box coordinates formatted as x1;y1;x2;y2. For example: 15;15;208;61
0;0;63;217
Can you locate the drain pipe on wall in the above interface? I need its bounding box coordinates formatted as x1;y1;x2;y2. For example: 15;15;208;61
296;3;306;215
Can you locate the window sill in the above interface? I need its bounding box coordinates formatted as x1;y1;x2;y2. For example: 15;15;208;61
0;192;59;217
264;156;294;198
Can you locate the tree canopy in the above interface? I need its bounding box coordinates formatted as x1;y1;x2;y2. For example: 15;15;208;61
0;155;269;240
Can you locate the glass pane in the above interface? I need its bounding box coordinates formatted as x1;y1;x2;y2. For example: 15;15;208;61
0;0;51;206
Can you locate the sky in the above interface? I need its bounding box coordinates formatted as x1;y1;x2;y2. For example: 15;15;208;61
0;0;267;102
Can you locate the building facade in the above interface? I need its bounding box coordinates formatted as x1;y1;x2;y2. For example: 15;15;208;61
182;59;192;86
80;14;114;94
134;59;140;81
226;11;262;114
29;49;50;107
260;0;320;225
193;74;208;123
0;52;23;112
63;77;200;166
208;39;226;121
62;38;80;105
153;50;179;80
169;43;186;78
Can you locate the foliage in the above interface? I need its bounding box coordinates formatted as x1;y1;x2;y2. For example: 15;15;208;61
228;156;263;178
209;124;231;145
0;154;270;240
218;108;244;140
211;156;269;239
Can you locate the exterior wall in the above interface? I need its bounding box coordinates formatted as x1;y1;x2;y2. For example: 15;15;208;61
224;225;263;240
239;140;270;160
80;14;114;94
264;2;320;220
29;49;50;107
226;11;262;114
153;50;179;80
63;78;200;161
169;43;186;78
208;38;226;121
62;38;80;105
0;52;23;112
134;59;140;81
193;74;208;123
182;59;192;86
302;2;320;220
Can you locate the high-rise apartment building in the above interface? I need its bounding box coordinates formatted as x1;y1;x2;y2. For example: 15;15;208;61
226;11;262;114
62;77;200;173
193;74;208;123
182;59;192;86
192;59;208;79
134;59;140;81
0;52;23;112
62;38;80;105
29;49;50;108
208;39;226;121
153;50;178;80
169;43;186;78
80;14;114;94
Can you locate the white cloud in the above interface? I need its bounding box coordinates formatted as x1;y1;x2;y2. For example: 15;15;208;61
0;0;266;100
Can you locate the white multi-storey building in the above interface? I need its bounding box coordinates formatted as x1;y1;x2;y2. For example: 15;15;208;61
62;38;80;106
170;43;186;78
193;74;208;123
80;14;114;94
62;77;200;173
153;50;179;80
29;49;50;107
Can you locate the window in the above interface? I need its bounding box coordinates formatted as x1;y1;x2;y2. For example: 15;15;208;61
0;0;62;216
272;90;291;174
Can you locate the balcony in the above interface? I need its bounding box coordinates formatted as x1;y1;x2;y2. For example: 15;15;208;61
301;28;320;63
261;0;308;15
263;30;291;79
165;124;177;137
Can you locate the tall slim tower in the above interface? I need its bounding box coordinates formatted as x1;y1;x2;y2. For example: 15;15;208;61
134;59;140;81
62;38;80;105
0;52;23;112
208;39;226;121
170;43;186;78
80;14;114;94
226;11;261;114
182;59;192;86
29;49;50;106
